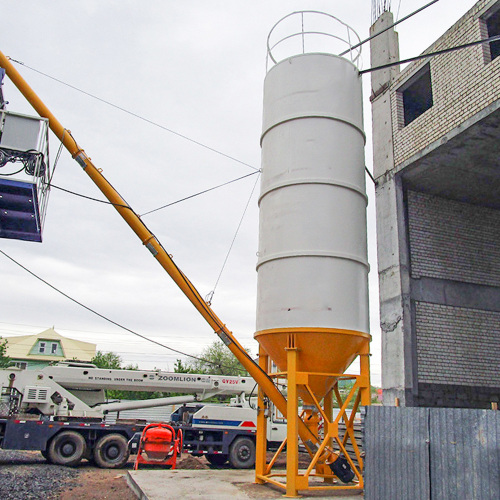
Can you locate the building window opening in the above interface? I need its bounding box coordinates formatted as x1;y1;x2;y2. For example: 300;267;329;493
486;8;500;61
51;343;58;354
38;342;46;354
399;63;433;126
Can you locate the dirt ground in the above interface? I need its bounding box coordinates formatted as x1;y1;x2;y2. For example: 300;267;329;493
57;451;312;499
58;454;216;499
59;469;136;500
58;455;136;500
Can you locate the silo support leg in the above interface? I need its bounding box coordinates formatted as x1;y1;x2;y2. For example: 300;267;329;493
323;390;334;484
255;346;269;483
284;344;300;498
359;343;371;406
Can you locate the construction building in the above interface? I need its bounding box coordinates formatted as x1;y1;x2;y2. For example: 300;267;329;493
370;0;500;408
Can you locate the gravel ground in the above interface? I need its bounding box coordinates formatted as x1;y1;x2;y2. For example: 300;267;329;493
0;448;314;499
0;450;80;500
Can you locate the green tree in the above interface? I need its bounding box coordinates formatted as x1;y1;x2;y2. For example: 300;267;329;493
91;351;122;369
186;340;249;376
174;359;190;373
0;337;11;368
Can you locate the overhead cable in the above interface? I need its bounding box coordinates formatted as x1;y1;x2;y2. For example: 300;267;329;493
45;170;259;215
206;172;261;305
7;58;259;172
45;182;131;208
396;0;403;21
340;0;440;56
48;128;67;185
359;34;500;74
0;248;245;374
140;170;260;217
365;166;376;185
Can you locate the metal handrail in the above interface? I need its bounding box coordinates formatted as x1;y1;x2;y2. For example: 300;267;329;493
266;11;362;70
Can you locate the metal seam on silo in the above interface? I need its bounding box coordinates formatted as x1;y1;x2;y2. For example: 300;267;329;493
260;114;366;145
256;250;370;270
258;179;369;205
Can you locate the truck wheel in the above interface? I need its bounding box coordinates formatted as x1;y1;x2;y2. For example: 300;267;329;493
206;454;228;466
48;431;86;467
229;437;255;469
40;449;52;463
93;434;130;469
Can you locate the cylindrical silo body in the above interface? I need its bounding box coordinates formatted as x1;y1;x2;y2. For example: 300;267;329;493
255;53;370;399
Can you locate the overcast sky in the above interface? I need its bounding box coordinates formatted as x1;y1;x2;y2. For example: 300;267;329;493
0;1;479;386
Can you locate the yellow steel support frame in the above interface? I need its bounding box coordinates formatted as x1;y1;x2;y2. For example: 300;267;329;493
255;338;370;497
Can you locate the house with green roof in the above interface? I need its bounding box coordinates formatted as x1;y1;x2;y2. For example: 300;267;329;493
4;328;96;369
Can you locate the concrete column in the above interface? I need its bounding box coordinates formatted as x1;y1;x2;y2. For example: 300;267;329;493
370;11;400;97
369;10;399;179
370;12;413;405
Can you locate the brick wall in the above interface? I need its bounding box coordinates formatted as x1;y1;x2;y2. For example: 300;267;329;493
407;190;500;287
390;0;500;167
414;383;499;408
415;302;500;387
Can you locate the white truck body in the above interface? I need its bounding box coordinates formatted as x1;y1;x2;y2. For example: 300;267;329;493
191;403;287;443
0;363;255;418
0;363;287;468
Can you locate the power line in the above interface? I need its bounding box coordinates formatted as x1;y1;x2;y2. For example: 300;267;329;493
365;166;376;185
140;171;260;217
0;324;231;346
0;340;216;360
0;248;245;373
46;182;131;208
208;172;259;304
7;58;259;173
340;0;440;56
396;0;403;22
359;35;500;74
207;173;260;305
46;171;260;217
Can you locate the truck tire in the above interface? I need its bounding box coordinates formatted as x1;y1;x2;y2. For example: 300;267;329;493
206;454;228;466
48;431;86;467
40;449;52;463
229;437;255;469
93;433;130;469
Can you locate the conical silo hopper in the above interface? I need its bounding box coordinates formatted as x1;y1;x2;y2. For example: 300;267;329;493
255;52;370;406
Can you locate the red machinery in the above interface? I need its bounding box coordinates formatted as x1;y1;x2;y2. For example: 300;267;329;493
134;423;183;470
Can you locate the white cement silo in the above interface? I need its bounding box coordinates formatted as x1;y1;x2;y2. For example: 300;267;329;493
255;52;369;362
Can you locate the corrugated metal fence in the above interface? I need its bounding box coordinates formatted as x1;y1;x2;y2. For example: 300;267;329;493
364;406;500;500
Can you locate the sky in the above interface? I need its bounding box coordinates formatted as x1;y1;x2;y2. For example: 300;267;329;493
0;0;480;386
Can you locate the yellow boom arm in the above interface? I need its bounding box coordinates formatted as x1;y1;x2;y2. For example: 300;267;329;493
0;51;322;453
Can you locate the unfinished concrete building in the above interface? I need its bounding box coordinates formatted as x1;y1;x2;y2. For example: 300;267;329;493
370;0;500;408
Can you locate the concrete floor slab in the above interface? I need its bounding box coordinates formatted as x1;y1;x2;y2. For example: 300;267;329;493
127;469;364;500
